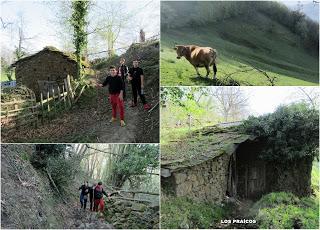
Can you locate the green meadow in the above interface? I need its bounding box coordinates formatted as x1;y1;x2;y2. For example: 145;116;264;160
161;13;319;86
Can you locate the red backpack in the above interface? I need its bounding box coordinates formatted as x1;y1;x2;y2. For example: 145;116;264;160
94;185;103;199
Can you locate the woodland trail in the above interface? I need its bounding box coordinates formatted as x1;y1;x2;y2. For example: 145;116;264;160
1;81;157;143
70;207;114;229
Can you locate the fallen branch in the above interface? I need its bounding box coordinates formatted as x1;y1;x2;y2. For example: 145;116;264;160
250;65;277;86
74;85;87;104
118;190;159;196
110;196;153;204
46;169;67;204
148;101;159;113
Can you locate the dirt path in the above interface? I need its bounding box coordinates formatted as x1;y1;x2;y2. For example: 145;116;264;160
2;85;158;143
70;207;114;229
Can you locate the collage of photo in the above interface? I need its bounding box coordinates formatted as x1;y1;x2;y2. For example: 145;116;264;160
0;0;319;229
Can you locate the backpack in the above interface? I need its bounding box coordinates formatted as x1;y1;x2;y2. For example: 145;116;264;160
94;185;103;199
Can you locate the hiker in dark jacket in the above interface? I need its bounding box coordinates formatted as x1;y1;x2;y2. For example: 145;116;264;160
88;183;96;211
118;58;129;101
79;181;89;210
98;65;125;127
128;60;151;111
93;182;109;213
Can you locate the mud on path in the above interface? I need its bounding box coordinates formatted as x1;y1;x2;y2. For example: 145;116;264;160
1;82;159;143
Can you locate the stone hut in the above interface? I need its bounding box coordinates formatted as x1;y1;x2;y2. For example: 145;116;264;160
11;46;86;99
161;125;312;203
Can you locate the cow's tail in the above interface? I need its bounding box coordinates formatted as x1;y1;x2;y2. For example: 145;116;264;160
210;48;217;64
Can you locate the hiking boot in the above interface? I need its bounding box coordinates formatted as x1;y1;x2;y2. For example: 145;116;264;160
120;120;126;127
144;104;151;111
109;117;116;123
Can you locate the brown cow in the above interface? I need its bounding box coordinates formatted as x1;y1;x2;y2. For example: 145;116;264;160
174;45;217;78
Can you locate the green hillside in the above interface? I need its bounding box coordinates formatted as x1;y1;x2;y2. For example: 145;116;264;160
161;2;319;86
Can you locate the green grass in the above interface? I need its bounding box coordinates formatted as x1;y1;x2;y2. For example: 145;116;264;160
1;70;15;82
311;160;319;198
249;191;319;229
161;13;319;86
161;196;230;229
248;161;319;229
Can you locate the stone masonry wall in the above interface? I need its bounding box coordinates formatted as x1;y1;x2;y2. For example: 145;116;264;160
16;52;77;99
172;153;231;203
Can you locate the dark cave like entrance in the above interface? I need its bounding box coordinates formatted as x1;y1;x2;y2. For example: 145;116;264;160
227;139;267;200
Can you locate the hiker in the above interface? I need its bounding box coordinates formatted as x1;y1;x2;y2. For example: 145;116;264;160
79;181;89;210
93;182;110;213
88;183;96;211
117;58;129;101
128;60;151;110
98;66;126;127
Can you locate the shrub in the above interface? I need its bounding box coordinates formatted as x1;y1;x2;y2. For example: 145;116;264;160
161;196;230;229
249;192;319;229
46;155;82;194
240;103;319;161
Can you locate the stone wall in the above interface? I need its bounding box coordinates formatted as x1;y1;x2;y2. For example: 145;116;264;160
105;199;159;229
266;158;313;197
15;52;77;99
167;153;231;204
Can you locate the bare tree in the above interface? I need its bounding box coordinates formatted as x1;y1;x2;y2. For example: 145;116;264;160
96;2;130;58
210;87;249;122
294;87;319;109
14;13;37;60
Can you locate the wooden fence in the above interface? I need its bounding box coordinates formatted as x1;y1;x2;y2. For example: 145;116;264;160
1;97;38;129
1;75;75;130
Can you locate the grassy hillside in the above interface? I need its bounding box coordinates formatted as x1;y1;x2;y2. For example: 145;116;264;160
161;12;318;86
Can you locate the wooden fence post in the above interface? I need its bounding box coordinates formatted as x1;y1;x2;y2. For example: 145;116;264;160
40;92;44;122
64;78;72;108
31;91;38;128
47;91;50;112
57;85;61;110
6;106;9;124
67;74;74;101
62;84;67;109
52;87;56;115
13;98;18;111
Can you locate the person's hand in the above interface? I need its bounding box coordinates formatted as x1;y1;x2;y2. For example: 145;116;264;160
127;76;133;81
118;93;123;101
96;83;103;88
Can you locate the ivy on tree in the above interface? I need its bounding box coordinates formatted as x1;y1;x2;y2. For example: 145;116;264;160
70;0;89;79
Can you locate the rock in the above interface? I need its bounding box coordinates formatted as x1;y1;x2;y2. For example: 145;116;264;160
131;203;147;212
174;172;187;184
74;220;82;227
123;209;131;216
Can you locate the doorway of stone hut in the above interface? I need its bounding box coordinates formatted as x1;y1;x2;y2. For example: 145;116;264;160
227;139;267;200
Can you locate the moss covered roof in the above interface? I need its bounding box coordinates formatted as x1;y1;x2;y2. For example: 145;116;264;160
12;46;89;67
161;125;255;173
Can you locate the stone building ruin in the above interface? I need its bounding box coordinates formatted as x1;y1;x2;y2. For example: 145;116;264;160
11;46;87;99
161;125;312;203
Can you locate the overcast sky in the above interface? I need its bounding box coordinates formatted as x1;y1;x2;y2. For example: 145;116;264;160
1;0;317;62
240;86;318;116
0;0;160;60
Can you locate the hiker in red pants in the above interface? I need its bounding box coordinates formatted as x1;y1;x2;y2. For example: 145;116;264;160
98;66;126;127
93;182;109;213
